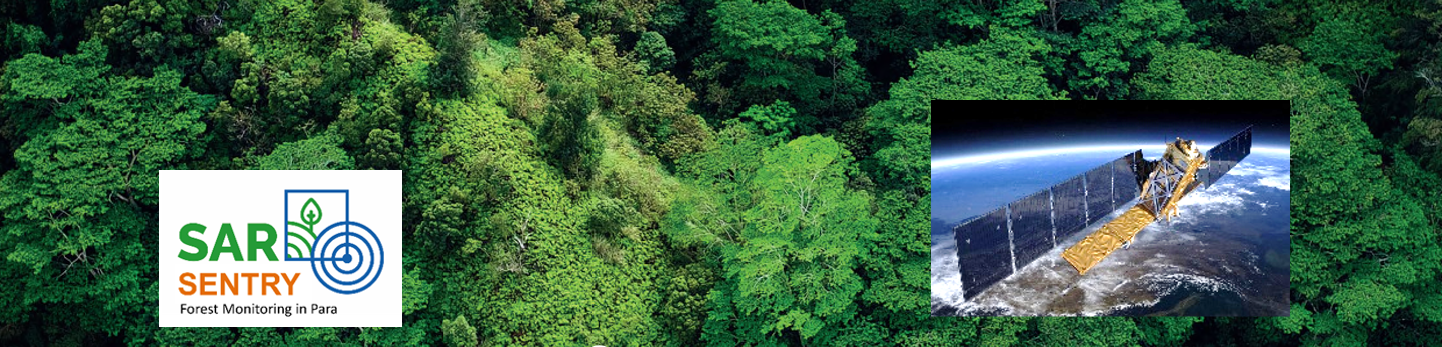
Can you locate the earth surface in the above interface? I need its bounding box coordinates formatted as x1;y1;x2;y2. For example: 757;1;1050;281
931;146;1290;316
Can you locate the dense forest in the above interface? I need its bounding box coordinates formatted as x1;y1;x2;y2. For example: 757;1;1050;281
1;0;1441;345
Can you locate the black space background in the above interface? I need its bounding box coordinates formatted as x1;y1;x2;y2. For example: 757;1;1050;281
932;101;1291;159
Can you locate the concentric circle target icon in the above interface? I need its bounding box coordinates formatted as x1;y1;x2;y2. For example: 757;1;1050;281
310;221;384;294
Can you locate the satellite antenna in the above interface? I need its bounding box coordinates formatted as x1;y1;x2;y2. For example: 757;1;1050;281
952;126;1253;301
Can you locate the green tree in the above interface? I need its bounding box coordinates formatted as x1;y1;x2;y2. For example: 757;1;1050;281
1138;45;1442;342
2;22;47;57
197;31;256;96
586;196;639;238
702;135;877;345
1065;0;1193;98
359;128;404;169
1;40;212;241
87;0;213;74
250;133;357;170
865;27;1063;192
1136;317;1203;346
657;262;719;345
1299;17;1397;93
1037;318;1140;346
0;39;211;343
612;67;715;163
838;0;962;79
942;0;1047;29
703;0;869;125
432;0;485;98
536;61;603;179
667;120;775;253
515;16;714;165
739;100;797;139
441;314;479;347
634;31;675;74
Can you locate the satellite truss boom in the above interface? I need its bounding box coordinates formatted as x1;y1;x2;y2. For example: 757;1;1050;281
1062;154;1205;274
1061;127;1252;275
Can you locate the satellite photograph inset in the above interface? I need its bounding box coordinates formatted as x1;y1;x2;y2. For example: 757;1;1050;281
931;101;1291;317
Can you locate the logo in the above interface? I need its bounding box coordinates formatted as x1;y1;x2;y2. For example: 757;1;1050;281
160;171;401;327
284;190;384;294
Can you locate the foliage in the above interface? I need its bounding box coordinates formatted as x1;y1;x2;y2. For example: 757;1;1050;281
432;0;485;98
1139;44;1442;343
1299;17;1396;92
700;135;877;345
535;52;604;179
865;26;1063;192
700;0;869;127
634;31;675;74
3;22;47;57
3;0;1442;345
1064;0;1194;98
87;0;213;75
1;40;212;267
440;314;478;347
739;100;797;139
839;0;961;79
249;133;357;170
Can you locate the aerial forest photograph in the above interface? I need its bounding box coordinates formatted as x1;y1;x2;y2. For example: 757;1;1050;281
0;0;1439;345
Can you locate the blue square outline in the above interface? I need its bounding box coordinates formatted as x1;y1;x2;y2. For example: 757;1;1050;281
284;189;349;261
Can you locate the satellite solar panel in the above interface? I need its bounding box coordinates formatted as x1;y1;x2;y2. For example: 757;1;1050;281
954;207;1012;301
1196;154;1211;188
1052;175;1087;241
1244;128;1252;157
949;149;1171;301
1009;191;1053;273
1112;151;1141;202
1208;143;1224;185
1206;152;1222;186
1084;163;1114;225
1206;126;1252;186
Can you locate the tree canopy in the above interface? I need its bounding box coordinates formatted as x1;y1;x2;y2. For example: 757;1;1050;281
2;0;1442;345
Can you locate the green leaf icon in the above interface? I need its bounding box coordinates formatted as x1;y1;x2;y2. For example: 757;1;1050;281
301;197;323;226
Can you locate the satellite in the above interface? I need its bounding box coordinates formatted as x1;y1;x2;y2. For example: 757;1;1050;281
952;126;1253;301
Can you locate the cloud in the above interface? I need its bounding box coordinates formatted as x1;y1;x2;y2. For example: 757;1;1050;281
1257;175;1290;191
1223;164;1281;177
1219;159;1290;191
931;250;967;307
1176;185;1246;219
